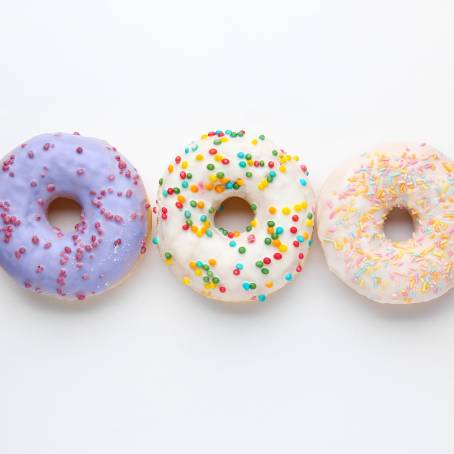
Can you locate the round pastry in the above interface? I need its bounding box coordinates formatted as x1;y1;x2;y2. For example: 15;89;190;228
154;129;315;302
317;142;454;304
0;132;151;300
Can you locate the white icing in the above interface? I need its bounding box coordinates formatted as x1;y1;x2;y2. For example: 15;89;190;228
155;130;315;302
317;142;454;304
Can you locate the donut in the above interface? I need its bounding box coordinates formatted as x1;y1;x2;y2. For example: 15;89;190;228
154;130;315;302
317;142;454;304
0;132;151;300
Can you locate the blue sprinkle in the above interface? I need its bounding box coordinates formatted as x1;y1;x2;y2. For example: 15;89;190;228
308;239;313;247
182;181;189;189
196;261;204;268
269;171;276;178
205;230;213;238
297;235;305;243
237;152;245;159
184;147;189;154
152;237;159;245
229;240;237;247
239;161;246;168
236;263;244;270
226;182;233;189
242;282;250;290
300;179;307;186
258;294;266;302
276;226;284;235
285;273;293;281
162;190;168;197
200;215;207;222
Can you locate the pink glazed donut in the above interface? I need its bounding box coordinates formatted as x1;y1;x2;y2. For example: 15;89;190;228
0;132;151;300
317;142;454;304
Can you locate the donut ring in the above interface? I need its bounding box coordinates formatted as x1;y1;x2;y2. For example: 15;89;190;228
317;142;454;304
0;132;152;300
154;130;315;303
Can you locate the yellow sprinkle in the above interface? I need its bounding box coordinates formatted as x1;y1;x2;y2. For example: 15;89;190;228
221;137;229;143
195;269;202;277
168;164;174;173
305;219;314;227
250;219;257;227
214;155;223;162
200;134;209;140
182;277;191;285
278;244;288;253
334;240;344;251
195;154;204;161
209;174;217;183
251;138;258;145
293;155;299;161
294;204;302;212
165;259;172;265
181;161;188;169
282;207;291;215
279;165;286;173
265;281;273;288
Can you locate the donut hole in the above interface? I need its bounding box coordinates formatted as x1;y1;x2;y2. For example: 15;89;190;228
46;197;83;233
214;197;255;233
383;207;415;242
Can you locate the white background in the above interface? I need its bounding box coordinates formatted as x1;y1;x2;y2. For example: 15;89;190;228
0;1;454;453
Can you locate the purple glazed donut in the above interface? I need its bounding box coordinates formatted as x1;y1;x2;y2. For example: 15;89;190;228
0;132;152;300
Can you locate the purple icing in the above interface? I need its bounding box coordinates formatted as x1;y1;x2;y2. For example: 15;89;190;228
0;132;150;300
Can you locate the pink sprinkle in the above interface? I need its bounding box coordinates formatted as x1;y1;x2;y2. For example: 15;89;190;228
76;147;83;154
47;184;56;193
28;151;34;159
43;143;50;151
44;242;52;249
32;235;39;245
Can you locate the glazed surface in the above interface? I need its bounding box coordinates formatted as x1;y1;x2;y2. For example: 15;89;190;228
317;143;454;304
0;132;151;300
155;130;315;302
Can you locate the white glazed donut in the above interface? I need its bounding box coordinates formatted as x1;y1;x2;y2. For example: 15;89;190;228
154;130;315;302
317;142;454;304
